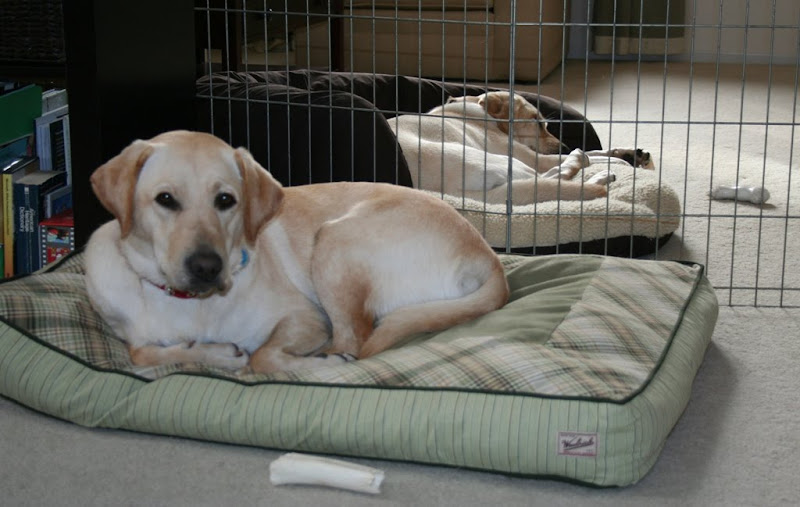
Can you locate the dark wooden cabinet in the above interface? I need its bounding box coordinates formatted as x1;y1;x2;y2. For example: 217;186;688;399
0;0;66;88
63;0;197;247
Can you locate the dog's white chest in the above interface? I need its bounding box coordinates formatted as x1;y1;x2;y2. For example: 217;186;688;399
134;282;284;352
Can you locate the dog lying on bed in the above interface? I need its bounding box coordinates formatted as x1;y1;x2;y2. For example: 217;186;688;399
388;91;653;205
84;130;509;374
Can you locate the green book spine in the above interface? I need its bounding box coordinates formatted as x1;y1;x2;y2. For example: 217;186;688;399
0;85;43;146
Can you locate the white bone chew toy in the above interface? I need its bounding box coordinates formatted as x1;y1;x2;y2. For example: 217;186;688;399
269;453;385;494
709;185;771;204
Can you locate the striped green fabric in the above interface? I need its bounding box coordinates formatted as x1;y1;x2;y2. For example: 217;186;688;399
0;253;717;486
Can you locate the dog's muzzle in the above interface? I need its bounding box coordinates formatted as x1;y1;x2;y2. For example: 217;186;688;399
185;247;224;291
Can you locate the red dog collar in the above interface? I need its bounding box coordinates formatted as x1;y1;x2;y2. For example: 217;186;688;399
155;285;200;299
150;249;250;299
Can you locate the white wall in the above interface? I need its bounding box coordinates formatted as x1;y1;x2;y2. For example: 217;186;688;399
567;0;799;64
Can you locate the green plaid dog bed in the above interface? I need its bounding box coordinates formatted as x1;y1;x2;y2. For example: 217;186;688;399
0;253;717;486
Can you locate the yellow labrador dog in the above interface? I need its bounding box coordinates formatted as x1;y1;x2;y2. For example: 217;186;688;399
85;131;509;374
388;91;652;205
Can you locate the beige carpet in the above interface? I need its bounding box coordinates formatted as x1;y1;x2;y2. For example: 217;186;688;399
520;60;800;307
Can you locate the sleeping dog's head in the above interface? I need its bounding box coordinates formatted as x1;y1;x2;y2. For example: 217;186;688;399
447;91;563;154
90;131;283;295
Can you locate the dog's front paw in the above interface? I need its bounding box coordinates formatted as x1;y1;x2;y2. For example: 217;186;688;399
549;149;591;180
587;168;616;186
568;148;591;169
198;342;250;369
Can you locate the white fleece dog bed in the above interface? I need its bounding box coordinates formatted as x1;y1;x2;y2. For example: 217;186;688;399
433;157;681;254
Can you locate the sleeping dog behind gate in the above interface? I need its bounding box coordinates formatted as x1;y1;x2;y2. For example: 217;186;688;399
388;91;653;205
85;130;509;374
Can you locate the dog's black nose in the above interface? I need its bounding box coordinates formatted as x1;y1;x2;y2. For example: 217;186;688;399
185;248;223;284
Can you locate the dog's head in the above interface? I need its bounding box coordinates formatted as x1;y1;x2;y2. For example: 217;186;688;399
448;91;563;154
90;130;283;294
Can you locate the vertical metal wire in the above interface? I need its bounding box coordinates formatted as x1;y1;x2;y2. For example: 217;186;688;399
578;0;593;257
348;0;355;182
599;1;619;257
704;0;724;284
440;1;447;199
394;2;400;186
605;0;619;257
415;1;423;190
371;2;377;183
243;0;251;150
729;1;752;305
570;0;585;256
529;0;547;255
326;1;334;183
753;0;778;307
627;0;646;259
460;0;468;208
223;0;233;142
504;0;518;253
532;0;558;253
304;0;312;184
553;0;565;253
205;0;215;135
481;3;489;237
779;7;800;307
262;0;272;173
680;0;699;262
283;0;292;186
654;0;675;261
480;1;490;239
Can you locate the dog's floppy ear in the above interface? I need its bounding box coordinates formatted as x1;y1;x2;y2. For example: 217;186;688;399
90;139;154;237
234;147;284;244
478;92;508;117
511;95;537;121
478;92;512;134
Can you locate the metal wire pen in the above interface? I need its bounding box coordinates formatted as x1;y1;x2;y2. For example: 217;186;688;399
193;0;800;307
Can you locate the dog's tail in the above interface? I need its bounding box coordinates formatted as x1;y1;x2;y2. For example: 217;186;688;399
358;260;509;359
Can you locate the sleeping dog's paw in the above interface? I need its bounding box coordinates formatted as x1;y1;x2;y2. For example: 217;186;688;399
543;149;591;180
569;148;591;169
587;168;617;186
587;148;653;169
610;148;653;169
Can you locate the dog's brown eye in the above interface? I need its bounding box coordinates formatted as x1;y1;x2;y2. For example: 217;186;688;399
215;193;237;211
155;192;180;210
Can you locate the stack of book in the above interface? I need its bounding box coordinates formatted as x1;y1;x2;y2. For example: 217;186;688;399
0;84;74;277
40;209;75;268
36;89;71;184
